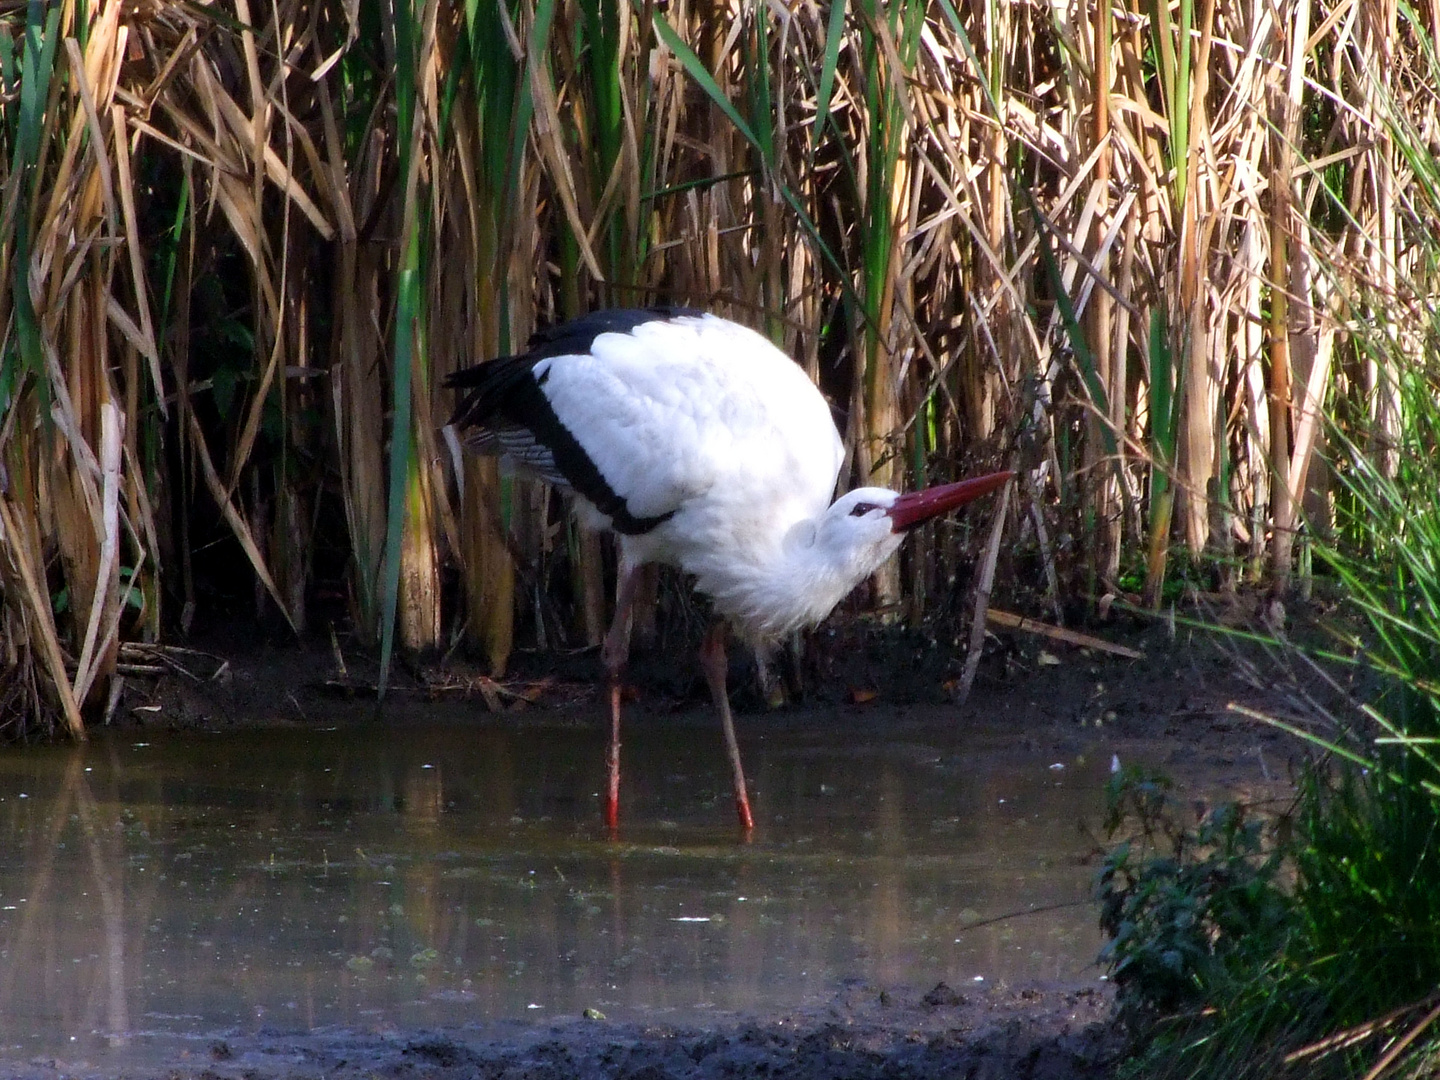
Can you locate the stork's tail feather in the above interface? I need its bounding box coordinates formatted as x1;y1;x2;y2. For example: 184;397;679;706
443;357;517;388
443;352;581;497
444;354;539;429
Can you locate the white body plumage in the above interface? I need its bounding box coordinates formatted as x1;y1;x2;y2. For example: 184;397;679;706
534;315;877;641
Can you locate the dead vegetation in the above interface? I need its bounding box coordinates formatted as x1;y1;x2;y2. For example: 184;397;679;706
0;0;1433;735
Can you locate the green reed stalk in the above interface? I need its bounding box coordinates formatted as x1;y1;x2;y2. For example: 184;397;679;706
654;9;848;302
378;0;425;699
1143;308;1181;607
450;0;546;670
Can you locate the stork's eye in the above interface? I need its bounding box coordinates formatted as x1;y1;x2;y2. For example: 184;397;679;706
849;502;878;517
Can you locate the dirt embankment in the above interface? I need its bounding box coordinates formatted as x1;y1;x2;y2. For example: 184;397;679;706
9;982;1118;1080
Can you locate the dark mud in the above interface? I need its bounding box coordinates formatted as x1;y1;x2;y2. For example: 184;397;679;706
5;981;1118;1080
3;612;1304;1080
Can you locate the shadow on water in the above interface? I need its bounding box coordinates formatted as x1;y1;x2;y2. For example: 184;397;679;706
0;711;1106;1060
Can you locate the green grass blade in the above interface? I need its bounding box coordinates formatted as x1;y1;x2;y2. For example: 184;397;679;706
156;172;191;334
10;0;62;388
378;261;419;701
1147;305;1177;474
746;6;775;167
1;29;17;148
1028;190;1117;461
649;12;762;155
811;0;847;156
932;0;1000;120
642;168;760;202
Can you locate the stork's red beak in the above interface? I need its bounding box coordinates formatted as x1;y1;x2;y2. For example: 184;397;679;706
887;470;1013;532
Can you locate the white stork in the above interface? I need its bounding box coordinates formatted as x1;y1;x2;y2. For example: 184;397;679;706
445;308;1010;833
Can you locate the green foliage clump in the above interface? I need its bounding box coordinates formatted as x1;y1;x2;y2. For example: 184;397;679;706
1097;761;1440;1080
1293;765;1440;1025
1097;345;1440;1080
1097;768;1291;1023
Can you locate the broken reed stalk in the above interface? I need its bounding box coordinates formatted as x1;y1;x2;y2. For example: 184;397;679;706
955;469;1013;706
0;498;86;739
1087;0;1118;585
1266;0;1312;596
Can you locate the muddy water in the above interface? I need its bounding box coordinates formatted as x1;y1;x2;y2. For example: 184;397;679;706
0;713;1106;1060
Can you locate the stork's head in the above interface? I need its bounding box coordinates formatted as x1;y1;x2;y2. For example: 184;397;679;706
724;470;1012;641
814;471;1014;582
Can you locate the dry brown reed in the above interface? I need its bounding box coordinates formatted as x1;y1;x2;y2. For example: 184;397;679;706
0;0;1435;733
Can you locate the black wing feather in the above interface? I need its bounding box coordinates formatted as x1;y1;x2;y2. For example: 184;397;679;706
524;305;703;360
444;308;696;535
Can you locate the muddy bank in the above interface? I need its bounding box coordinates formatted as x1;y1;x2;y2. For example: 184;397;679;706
6;981;1118;1080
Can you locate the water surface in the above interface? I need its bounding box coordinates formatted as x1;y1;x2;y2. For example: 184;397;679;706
0;711;1105;1060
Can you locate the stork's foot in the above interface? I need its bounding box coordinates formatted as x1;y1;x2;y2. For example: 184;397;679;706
735;786;755;833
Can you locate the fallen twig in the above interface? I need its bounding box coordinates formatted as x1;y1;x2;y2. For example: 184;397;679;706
986;608;1144;660
117;642;226;681
323;671;559;711
1282;991;1440;1067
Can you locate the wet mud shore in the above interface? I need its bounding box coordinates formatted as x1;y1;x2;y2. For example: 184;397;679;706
7;981;1119;1080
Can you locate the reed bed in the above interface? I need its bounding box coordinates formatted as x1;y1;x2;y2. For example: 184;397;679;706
0;0;1434;732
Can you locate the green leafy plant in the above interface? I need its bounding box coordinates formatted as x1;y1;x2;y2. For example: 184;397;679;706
1097;766;1291;1023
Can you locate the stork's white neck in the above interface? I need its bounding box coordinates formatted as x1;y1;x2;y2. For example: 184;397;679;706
678;488;906;643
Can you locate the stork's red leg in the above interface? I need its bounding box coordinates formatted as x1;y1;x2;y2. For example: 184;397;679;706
698;622;755;833
605;680;622;832
601;562;644;834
